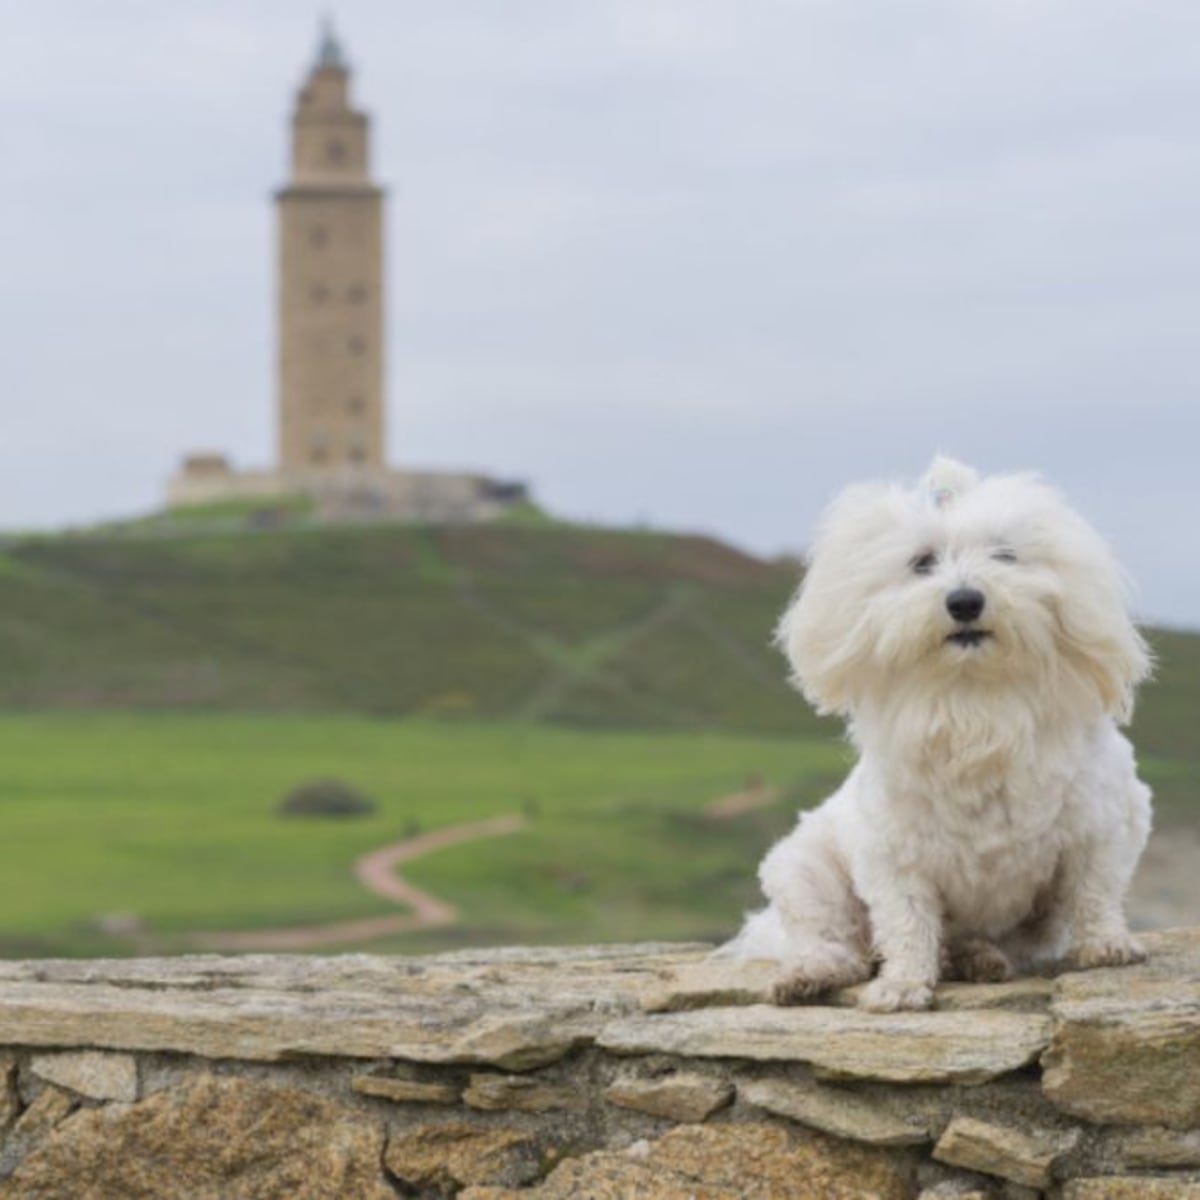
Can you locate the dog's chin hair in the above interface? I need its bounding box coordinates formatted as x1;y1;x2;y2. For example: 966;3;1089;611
845;631;1119;789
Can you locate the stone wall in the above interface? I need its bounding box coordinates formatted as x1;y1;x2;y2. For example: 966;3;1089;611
165;461;526;523
1;931;1200;1198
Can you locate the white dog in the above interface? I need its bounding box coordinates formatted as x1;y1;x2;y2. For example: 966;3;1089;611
722;456;1152;1012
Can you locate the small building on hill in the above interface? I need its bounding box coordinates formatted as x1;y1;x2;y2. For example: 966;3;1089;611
167;21;528;523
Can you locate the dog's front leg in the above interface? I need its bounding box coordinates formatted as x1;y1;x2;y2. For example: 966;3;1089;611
858;874;941;1012
1059;837;1146;970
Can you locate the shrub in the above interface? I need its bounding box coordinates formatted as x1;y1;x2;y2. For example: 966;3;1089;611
278;778;377;819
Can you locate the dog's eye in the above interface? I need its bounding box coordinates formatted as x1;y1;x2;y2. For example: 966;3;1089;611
910;552;938;575
991;548;1018;564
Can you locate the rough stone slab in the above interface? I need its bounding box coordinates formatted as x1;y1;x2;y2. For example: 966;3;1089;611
0;982;590;1070
352;1075;460;1105
599;1005;1052;1084
29;1051;138;1103
640;958;781;1012
603;1071;733;1122
0;1086;76;1178
0;946;701;1070
644;957;1053;1015
853;977;1055;1014
458;1121;912;1200
1064;1179;1200;1199
384;1122;541;1192
916;1186;994;1200
0;1075;393;1200
0;1056;17;1130
1043;929;1200;1126
1117;1128;1200;1169
464;1073;584;1113
933;1115;1079;1189
739;1076;931;1146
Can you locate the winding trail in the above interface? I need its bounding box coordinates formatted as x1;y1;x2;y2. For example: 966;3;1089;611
181;783;776;954
704;784;779;820
187;814;527;952
354;815;527;918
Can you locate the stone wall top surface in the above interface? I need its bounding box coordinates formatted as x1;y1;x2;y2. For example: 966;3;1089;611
0;929;1196;1101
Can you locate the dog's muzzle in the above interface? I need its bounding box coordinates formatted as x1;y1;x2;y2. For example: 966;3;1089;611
945;588;990;647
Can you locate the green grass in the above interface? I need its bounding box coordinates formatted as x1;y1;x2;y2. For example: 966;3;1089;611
0;714;849;957
1137;629;1200;763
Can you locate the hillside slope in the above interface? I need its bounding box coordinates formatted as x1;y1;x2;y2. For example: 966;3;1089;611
0;522;1194;754
0;524;827;735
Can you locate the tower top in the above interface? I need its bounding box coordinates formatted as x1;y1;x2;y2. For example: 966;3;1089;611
315;15;348;71
285;14;377;187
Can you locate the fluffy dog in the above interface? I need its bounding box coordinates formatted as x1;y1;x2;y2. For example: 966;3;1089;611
721;456;1152;1012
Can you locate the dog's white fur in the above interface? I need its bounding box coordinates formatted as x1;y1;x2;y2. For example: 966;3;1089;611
721;457;1153;1012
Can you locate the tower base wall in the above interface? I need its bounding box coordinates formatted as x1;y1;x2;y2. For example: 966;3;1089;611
166;458;527;524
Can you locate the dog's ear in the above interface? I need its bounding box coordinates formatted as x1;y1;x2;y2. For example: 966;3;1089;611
920;456;979;509
1032;494;1154;723
1050;536;1154;723
775;483;905;716
1055;597;1153;724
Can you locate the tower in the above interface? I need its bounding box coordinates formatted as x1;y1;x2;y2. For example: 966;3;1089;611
165;21;527;520
276;20;385;476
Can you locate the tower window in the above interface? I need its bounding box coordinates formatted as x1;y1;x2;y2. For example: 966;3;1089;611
309;226;328;249
347;395;366;415
347;284;367;303
326;140;347;165
348;336;366;356
309;430;331;465
348;446;367;464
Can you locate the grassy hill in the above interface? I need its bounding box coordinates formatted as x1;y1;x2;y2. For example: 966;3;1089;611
0;517;1194;752
0;521;830;736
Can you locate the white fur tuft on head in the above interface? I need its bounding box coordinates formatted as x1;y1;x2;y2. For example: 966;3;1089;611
920;455;980;510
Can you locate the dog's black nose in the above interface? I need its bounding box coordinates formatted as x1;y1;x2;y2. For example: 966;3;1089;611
946;588;986;623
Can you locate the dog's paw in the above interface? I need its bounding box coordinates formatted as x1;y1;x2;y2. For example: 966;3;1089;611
1069;934;1147;970
944;938;1015;983
859;977;935;1012
771;950;872;1006
772;970;831;1006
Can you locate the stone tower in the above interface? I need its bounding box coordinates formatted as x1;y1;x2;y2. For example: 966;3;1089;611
166;23;528;521
276;20;385;475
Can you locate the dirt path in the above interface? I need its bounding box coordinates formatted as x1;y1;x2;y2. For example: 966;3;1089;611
187;814;527;952
510;584;699;723
354;814;527;918
705;785;779;820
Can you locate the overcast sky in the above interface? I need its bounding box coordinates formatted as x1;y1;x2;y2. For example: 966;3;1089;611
4;2;1200;625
